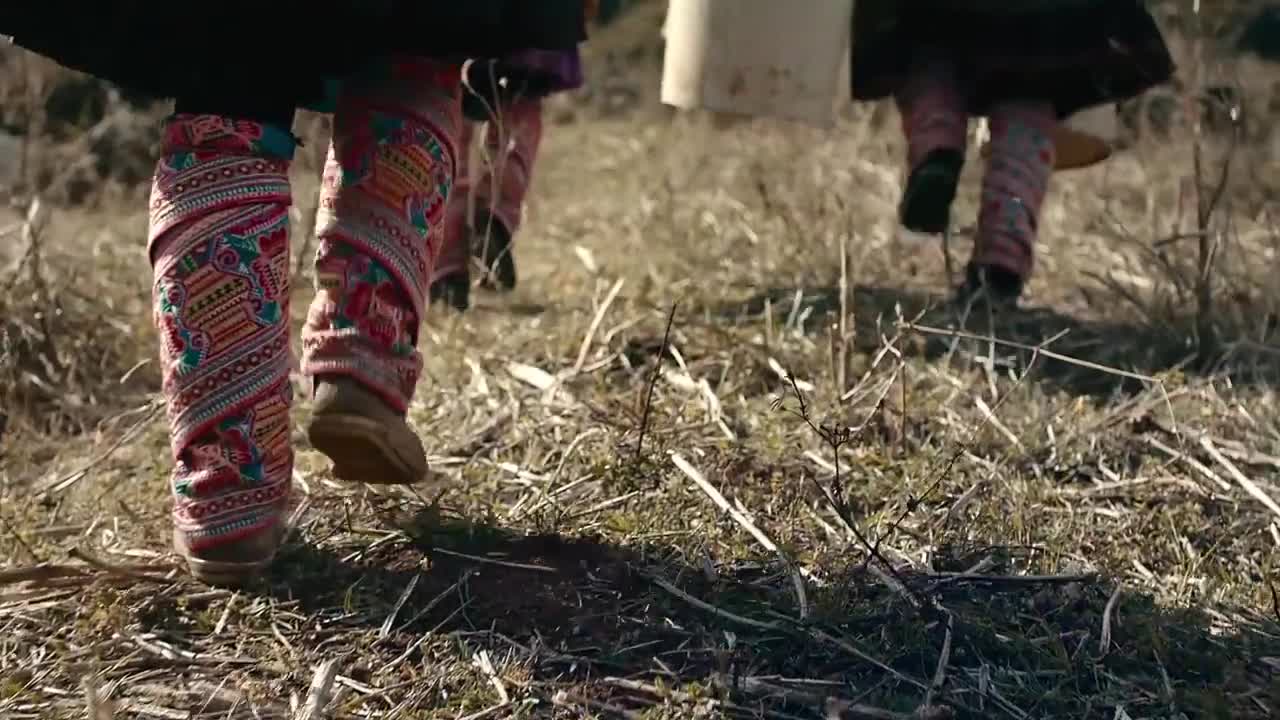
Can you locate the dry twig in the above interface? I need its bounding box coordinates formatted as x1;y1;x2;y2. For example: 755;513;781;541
295;659;338;720
1200;437;1280;521
671;452;809;618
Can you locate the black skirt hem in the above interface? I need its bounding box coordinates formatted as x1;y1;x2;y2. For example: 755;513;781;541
849;0;1175;118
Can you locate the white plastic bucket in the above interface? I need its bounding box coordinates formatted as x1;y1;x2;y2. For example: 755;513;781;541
978;104;1119;172
660;0;855;129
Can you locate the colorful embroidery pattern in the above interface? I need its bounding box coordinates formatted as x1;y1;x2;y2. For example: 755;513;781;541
149;114;296;550
435;97;544;284
303;59;463;413
895;57;1058;287
973;102;1056;281
896;57;968;172
149;62;465;552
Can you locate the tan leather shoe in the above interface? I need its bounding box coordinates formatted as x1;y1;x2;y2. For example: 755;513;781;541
173;524;284;587
306;377;428;485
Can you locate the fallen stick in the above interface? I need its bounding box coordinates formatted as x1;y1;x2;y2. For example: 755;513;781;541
1200;437;1280;522
672;453;809;618
295;659;338;720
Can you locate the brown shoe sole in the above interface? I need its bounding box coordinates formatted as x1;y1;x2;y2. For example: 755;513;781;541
174;527;282;587
184;555;276;587
307;414;427;485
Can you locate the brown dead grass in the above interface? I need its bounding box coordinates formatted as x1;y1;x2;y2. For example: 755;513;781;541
2;3;1280;718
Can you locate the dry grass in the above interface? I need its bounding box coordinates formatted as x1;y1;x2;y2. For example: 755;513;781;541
2;4;1280;718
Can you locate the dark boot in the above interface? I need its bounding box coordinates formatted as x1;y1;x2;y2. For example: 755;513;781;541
429;271;471;311
899;148;964;235
957;262;1025;308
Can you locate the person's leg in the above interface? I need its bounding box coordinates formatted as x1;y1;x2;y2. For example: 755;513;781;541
150;102;298;585
429;117;478;311
301;59;462;484
966;99;1057;302
470;96;544;291
894;53;968;235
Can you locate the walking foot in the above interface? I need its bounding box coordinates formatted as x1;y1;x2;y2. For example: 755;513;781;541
306;377;428;485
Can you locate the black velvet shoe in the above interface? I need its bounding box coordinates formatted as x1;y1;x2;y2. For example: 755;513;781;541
429;271;471;312
471;209;517;292
899;148;964;235
957;263;1025;308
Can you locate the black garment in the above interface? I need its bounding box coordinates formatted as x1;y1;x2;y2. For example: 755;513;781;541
1;1;587;111
850;0;1175;118
461;59;565;123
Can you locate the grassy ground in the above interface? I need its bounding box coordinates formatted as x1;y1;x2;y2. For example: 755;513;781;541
2;4;1280;718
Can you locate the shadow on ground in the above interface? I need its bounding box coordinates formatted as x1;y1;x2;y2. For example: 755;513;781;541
219;505;1280;719
707;284;1280;399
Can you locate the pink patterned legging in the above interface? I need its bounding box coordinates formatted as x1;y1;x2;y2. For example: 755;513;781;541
433;97;545;284
895;58;1057;282
150;60;462;551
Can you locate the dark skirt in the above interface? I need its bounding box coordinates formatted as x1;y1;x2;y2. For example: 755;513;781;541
1;1;587;113
850;0;1176;118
